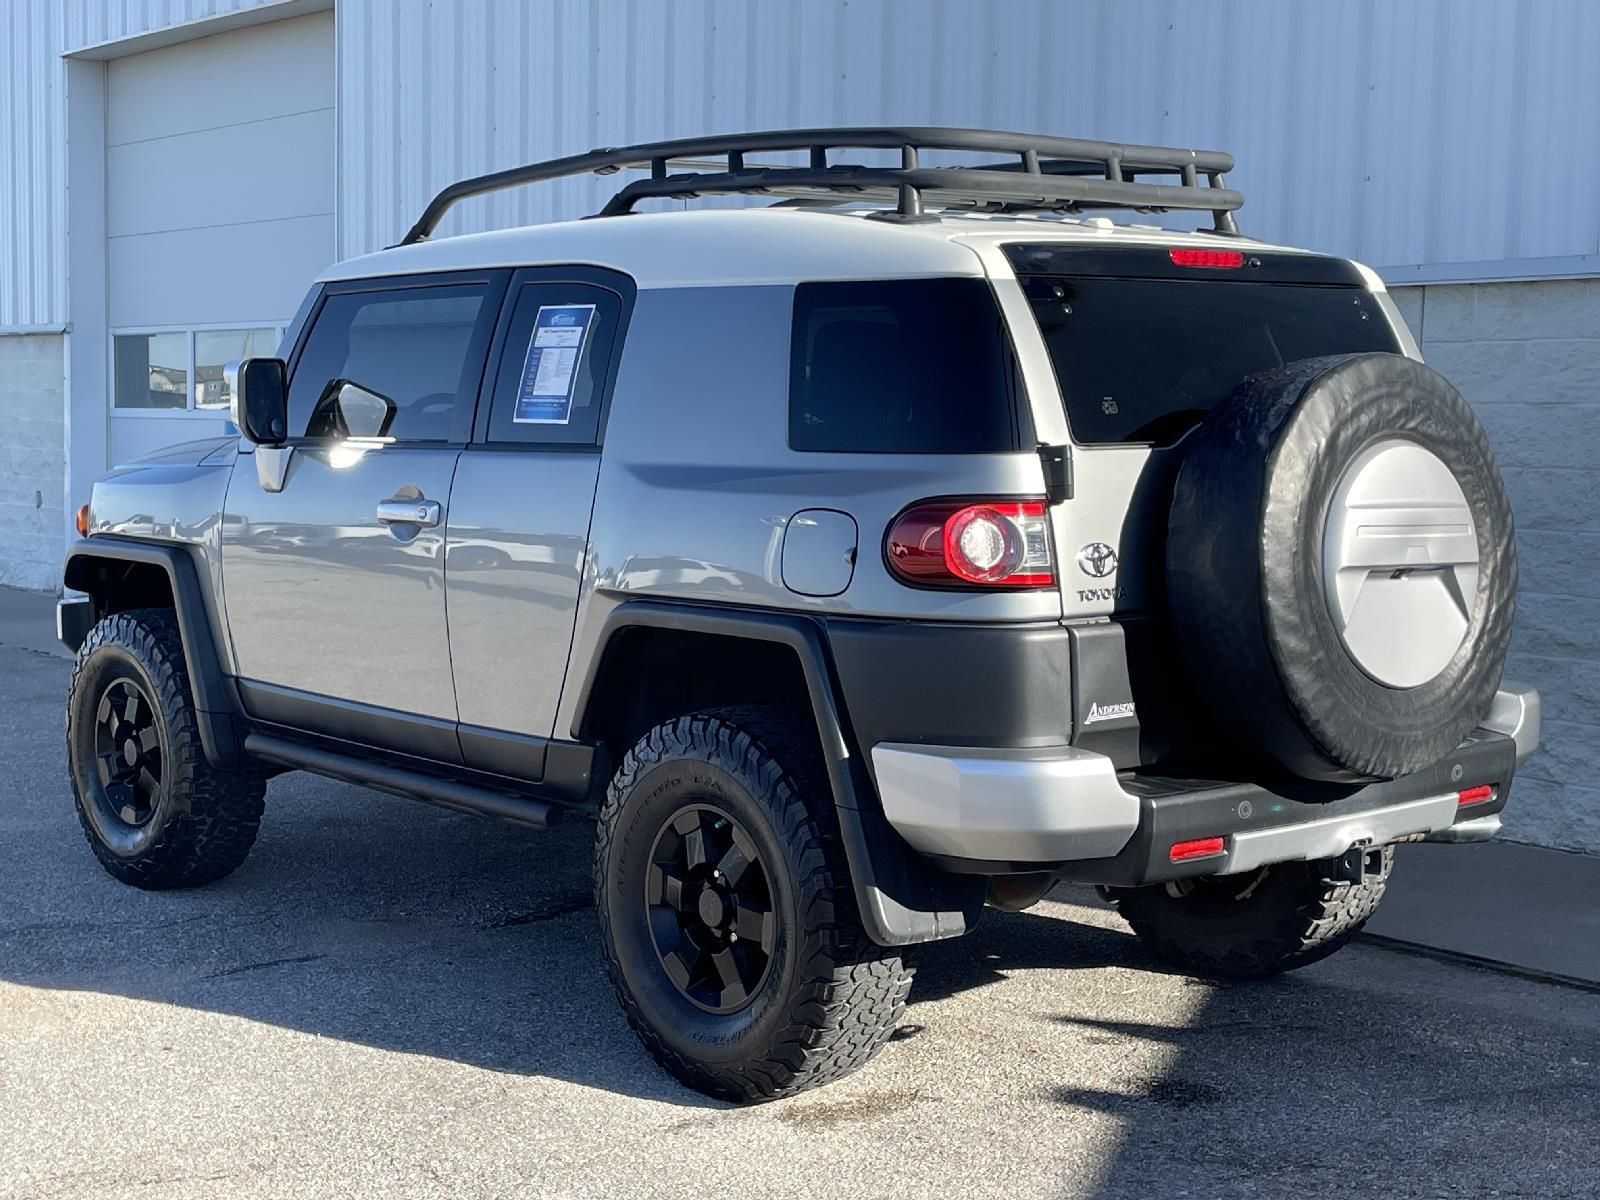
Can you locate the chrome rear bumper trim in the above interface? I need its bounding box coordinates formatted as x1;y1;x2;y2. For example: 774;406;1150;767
870;742;1138;863
1220;792;1460;875
1484;684;1540;767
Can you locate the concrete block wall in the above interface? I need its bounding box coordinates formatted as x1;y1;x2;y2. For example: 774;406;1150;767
0;333;66;592
1390;280;1600;854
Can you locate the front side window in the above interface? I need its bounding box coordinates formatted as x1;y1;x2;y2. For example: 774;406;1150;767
289;284;489;442
789;278;1024;454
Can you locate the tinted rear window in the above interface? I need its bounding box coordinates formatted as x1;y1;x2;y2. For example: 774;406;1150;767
1007;251;1400;445
789;278;1024;453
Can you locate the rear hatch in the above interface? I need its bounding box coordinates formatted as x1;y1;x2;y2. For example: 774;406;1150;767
1004;242;1405;620
1001;243;1407;768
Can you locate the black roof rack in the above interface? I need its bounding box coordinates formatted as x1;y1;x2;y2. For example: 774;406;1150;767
399;126;1242;245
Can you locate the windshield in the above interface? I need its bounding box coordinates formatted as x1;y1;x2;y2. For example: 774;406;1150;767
1007;249;1402;445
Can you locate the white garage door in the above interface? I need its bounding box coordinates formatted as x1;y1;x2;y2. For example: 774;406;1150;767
106;11;334;466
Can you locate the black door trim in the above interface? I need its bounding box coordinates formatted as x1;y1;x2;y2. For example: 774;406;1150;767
237;679;465;765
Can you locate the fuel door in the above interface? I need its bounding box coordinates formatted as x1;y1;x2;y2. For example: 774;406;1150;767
781;509;858;598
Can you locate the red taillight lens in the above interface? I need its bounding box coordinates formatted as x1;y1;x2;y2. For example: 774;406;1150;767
1457;785;1495;807
1168;247;1245;269
886;499;1055;589
1169;836;1226;862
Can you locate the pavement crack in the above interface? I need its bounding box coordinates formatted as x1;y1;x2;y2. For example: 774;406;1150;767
1359;933;1600;996
480;893;592;929
202;952;326;980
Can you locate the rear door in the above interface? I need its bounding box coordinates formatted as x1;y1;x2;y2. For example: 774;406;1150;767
1002;244;1404;620
220;272;506;759
445;267;633;779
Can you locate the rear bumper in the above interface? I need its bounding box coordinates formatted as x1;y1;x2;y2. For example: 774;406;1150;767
871;685;1538;885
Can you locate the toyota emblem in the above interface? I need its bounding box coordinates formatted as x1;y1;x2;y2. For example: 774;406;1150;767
1077;542;1118;578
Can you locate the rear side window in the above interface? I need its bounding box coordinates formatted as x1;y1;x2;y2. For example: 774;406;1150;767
483;280;623;446
789;278;1023;453
1006;251;1400;446
289;282;490;443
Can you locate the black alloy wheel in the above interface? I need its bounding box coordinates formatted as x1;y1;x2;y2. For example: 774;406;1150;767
92;677;164;828
68;608;267;889
595;707;915;1101
646;804;776;1014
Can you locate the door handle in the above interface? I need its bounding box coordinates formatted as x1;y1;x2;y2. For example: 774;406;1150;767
376;498;441;527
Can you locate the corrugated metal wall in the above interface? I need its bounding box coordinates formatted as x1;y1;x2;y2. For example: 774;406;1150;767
0;0;286;329
7;0;1600;330
338;0;1600;274
1;0;66;329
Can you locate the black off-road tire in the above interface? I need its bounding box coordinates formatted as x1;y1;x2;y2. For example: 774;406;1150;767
1109;847;1394;980
67;608;266;889
595;706;913;1102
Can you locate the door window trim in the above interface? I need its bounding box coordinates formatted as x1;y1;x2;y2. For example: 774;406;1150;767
471;264;638;450
283;269;512;449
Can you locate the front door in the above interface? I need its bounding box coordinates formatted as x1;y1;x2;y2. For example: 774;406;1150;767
220;273;506;760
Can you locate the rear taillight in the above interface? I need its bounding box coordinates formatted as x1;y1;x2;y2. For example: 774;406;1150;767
1168;247;1245;269
886;499;1055;589
1457;785;1495;807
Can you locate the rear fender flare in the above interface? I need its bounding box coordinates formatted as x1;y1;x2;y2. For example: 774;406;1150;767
572;600;984;946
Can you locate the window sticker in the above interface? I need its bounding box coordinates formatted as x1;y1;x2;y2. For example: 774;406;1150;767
513;304;597;424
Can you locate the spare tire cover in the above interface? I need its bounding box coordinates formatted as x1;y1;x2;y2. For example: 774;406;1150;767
1166;352;1516;781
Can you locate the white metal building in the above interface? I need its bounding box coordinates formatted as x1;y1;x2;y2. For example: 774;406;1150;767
2;0;1597;852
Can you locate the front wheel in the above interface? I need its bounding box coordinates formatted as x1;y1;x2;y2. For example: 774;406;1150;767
1107;847;1394;980
67;608;266;889
595;707;913;1102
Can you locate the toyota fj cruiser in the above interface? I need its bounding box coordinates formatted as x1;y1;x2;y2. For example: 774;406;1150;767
60;129;1539;1102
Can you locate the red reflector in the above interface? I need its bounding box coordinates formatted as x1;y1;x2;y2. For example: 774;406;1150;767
1169;836;1226;862
1168;247;1246;269
1457;785;1494;806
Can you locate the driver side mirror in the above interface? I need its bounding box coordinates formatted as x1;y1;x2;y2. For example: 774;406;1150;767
226;357;289;445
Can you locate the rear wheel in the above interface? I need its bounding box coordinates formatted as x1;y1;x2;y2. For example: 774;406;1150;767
67;608;266;889
595;706;913;1102
1108;847;1394;980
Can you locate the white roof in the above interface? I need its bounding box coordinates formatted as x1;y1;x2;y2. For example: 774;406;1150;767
319;206;1324;291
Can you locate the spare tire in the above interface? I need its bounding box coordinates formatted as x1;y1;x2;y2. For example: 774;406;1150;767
1167;352;1515;782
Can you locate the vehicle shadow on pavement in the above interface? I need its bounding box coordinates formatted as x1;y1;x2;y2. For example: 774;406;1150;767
1041;971;1600;1198
0;662;1151;1113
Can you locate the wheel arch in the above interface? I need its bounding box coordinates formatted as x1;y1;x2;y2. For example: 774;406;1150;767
570;600;984;947
64;537;245;767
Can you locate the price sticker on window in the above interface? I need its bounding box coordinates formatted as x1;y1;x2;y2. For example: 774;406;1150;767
513;304;597;424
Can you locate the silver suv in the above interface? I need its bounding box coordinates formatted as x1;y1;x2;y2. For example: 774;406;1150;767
59;129;1539;1102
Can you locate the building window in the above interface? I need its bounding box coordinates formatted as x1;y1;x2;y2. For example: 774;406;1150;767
112;326;282;413
112;332;188;410
195;328;280;410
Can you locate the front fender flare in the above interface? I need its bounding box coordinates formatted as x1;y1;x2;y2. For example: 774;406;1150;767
64;537;244;768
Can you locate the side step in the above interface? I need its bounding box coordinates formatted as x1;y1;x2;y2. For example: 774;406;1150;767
243;733;560;828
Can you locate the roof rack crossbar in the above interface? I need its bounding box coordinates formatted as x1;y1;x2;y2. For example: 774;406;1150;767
398;126;1242;245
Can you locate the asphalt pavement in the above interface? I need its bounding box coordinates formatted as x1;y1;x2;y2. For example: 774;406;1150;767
3;633;1599;1198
